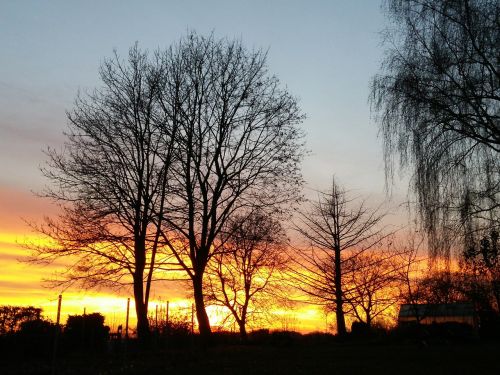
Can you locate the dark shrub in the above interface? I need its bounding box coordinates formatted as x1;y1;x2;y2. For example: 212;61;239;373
248;328;270;344
248;330;302;346
478;311;500;340
302;332;337;345
150;315;193;347
391;322;478;343
17;319;57;356
427;322;478;341
63;313;109;351
351;321;370;337
0;306;42;334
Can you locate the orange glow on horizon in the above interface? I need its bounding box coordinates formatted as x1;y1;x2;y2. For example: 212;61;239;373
1;216;437;335
0;227;331;334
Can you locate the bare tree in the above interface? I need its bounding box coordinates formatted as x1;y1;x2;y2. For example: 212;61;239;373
292;178;390;336
394;230;428;324
157;33;305;338
205;210;288;340
29;45;177;340
462;229;500;311
344;249;401;328
371;0;500;262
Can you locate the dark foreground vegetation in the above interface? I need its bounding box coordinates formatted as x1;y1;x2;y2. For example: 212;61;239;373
3;341;500;375
1;316;500;375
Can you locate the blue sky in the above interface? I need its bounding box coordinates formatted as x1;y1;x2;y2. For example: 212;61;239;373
0;0;413;326
0;0;407;226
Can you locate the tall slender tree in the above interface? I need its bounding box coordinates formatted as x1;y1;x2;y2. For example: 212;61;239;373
292;178;389;336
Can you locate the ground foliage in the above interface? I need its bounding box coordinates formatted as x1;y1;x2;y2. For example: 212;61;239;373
1;331;499;374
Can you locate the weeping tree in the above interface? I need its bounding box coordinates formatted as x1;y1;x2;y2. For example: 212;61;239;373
205;210;288;340
157;33;305;339
29;45;177;341
371;0;500;263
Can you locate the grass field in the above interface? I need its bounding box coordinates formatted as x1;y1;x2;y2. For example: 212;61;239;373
2;340;500;374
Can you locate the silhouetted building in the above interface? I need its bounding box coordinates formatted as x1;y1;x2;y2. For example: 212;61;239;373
398;303;477;327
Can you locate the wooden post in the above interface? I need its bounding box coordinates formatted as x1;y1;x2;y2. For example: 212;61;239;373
82;306;86;344
125;298;130;339
155;304;158;329
51;294;62;375
191;303;194;334
166;301;170;335
56;294;62;325
166;301;169;326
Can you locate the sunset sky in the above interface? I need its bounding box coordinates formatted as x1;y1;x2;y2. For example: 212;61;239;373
0;0;408;332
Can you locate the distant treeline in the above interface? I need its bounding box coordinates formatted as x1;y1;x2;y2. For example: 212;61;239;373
0;306;109;356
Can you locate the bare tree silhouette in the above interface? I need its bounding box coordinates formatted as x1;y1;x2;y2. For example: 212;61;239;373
394;231;428;325
156;33;305;339
29;34;304;342
462;229;500;311
344;248;401;328
29;45;177;340
205;210;288;340
292;178;390;336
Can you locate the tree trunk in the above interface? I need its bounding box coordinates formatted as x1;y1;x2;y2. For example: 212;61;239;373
335;299;347;337
366;313;372;329
334;245;347;337
133;237;150;342
238;318;248;341
133;273;150;342
193;274;212;340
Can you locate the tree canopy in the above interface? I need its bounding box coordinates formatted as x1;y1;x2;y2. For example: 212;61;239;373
31;45;176;340
31;33;305;341
157;33;305;337
371;0;499;262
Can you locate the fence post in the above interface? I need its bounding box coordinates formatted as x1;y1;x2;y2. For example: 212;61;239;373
51;294;62;375
155;304;158;330
191;303;194;334
166;301;169;335
82;306;86;346
166;301;169;326
125;298;130;339
56;295;62;325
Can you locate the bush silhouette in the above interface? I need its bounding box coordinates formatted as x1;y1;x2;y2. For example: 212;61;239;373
0;306;42;334
63;313;109;351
